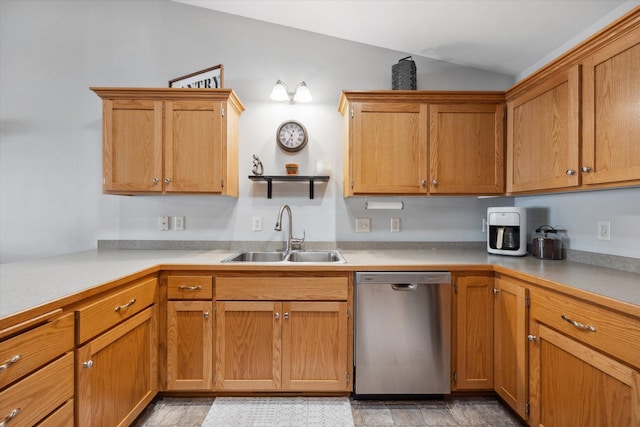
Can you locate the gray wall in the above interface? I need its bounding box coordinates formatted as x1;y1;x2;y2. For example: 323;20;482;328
0;0;637;263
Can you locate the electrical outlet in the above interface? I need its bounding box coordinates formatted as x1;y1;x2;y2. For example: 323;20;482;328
355;218;371;233
174;216;185;230
597;221;611;241
390;218;400;233
158;216;169;231
252;216;263;231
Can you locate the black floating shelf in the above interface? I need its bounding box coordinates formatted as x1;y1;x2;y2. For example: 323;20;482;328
248;175;330;199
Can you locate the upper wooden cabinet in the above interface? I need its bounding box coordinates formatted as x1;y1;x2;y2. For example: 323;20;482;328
506;7;640;194
582;24;640;187
430;103;504;194
91;88;244;196
339;91;505;196
506;65;580;193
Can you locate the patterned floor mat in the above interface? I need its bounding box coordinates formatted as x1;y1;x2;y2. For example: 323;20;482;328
201;397;354;427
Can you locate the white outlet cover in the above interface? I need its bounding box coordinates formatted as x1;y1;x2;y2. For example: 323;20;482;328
355;218;371;233
597;221;611;241
390;218;400;232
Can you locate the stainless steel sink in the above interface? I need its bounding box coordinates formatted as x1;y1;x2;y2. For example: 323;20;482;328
222;251;286;263
221;250;346;263
286;250;346;263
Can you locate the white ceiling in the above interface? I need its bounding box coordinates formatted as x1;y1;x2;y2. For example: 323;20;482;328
173;0;635;77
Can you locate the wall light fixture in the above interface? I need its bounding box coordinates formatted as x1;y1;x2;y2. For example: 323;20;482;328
270;80;312;104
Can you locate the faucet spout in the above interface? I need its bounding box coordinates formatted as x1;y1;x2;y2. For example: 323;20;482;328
275;204;292;252
274;204;304;253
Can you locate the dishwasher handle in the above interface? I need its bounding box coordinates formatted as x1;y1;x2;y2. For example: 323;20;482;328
391;283;418;291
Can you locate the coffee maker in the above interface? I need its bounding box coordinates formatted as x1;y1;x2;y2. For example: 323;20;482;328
487;207;527;256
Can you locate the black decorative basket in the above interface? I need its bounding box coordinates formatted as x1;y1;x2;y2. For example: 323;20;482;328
392;56;417;90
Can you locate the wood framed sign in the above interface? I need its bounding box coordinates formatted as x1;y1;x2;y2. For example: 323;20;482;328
169;64;224;88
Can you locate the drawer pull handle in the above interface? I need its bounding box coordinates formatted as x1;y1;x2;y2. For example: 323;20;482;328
561;314;596;332
0;355;21;371
0;408;21;427
114;298;137;312
178;285;202;291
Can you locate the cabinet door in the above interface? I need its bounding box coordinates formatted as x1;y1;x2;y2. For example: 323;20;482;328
77;306;157;427
164;100;224;193
507;65;580;193
454;275;494;390
103;99;163;193
166;301;213;390
582;26;640;186
350;102;428;194
429;104;504;194
282;301;348;391
529;322;640;427
215;301;281;391
493;277;529;419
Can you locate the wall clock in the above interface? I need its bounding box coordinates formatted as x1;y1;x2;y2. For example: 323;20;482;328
276;120;308;152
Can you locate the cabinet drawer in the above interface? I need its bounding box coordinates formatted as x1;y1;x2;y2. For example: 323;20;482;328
0;352;74;427
530;288;640;368
0;314;74;389
167;275;213;300
37;399;73;427
77;276;157;343
216;276;349;300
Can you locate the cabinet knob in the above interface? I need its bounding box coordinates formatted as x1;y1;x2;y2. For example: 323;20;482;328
527;335;538;342
421;180;427;186
432;180;439;186
581;166;592;173
82;360;94;368
164;178;171;184
152;178;160;184
493;288;500;294
274;312;280;319
204;312;209;319
284;312;289;319
566;169;576;176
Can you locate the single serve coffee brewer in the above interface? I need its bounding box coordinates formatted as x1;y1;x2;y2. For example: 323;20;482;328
487;207;527;256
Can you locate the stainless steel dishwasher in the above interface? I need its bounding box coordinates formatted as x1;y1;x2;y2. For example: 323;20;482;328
354;271;451;397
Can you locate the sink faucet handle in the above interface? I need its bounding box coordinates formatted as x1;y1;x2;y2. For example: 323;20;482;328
290;230;306;249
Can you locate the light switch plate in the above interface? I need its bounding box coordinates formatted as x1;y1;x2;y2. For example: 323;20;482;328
174;216;185;230
252;216;263;231
356;218;371;233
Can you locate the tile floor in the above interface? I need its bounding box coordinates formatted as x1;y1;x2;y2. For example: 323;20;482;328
132;396;526;427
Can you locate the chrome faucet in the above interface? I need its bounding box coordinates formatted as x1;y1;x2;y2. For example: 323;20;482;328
274;204;305;253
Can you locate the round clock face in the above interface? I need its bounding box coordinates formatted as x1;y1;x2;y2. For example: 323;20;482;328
277;120;308;152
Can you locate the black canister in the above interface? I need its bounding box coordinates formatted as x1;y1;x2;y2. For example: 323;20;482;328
532;225;563;260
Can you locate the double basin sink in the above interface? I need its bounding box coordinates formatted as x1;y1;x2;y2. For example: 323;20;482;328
222;250;346;264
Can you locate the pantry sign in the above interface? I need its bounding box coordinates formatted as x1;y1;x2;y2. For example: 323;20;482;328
169;64;224;88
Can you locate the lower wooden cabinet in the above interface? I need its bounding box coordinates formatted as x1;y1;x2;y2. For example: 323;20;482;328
214;274;352;393
452;273;494;390
528;287;640;426
528;321;640;426
493;275;529;420
0;352;74;427
166;300;213;390
216;300;349;392
77;306;158;427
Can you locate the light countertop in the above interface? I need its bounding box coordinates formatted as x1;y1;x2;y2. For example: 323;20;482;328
1;248;639;323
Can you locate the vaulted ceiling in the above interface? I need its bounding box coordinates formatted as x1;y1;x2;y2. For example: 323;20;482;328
173;0;634;77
